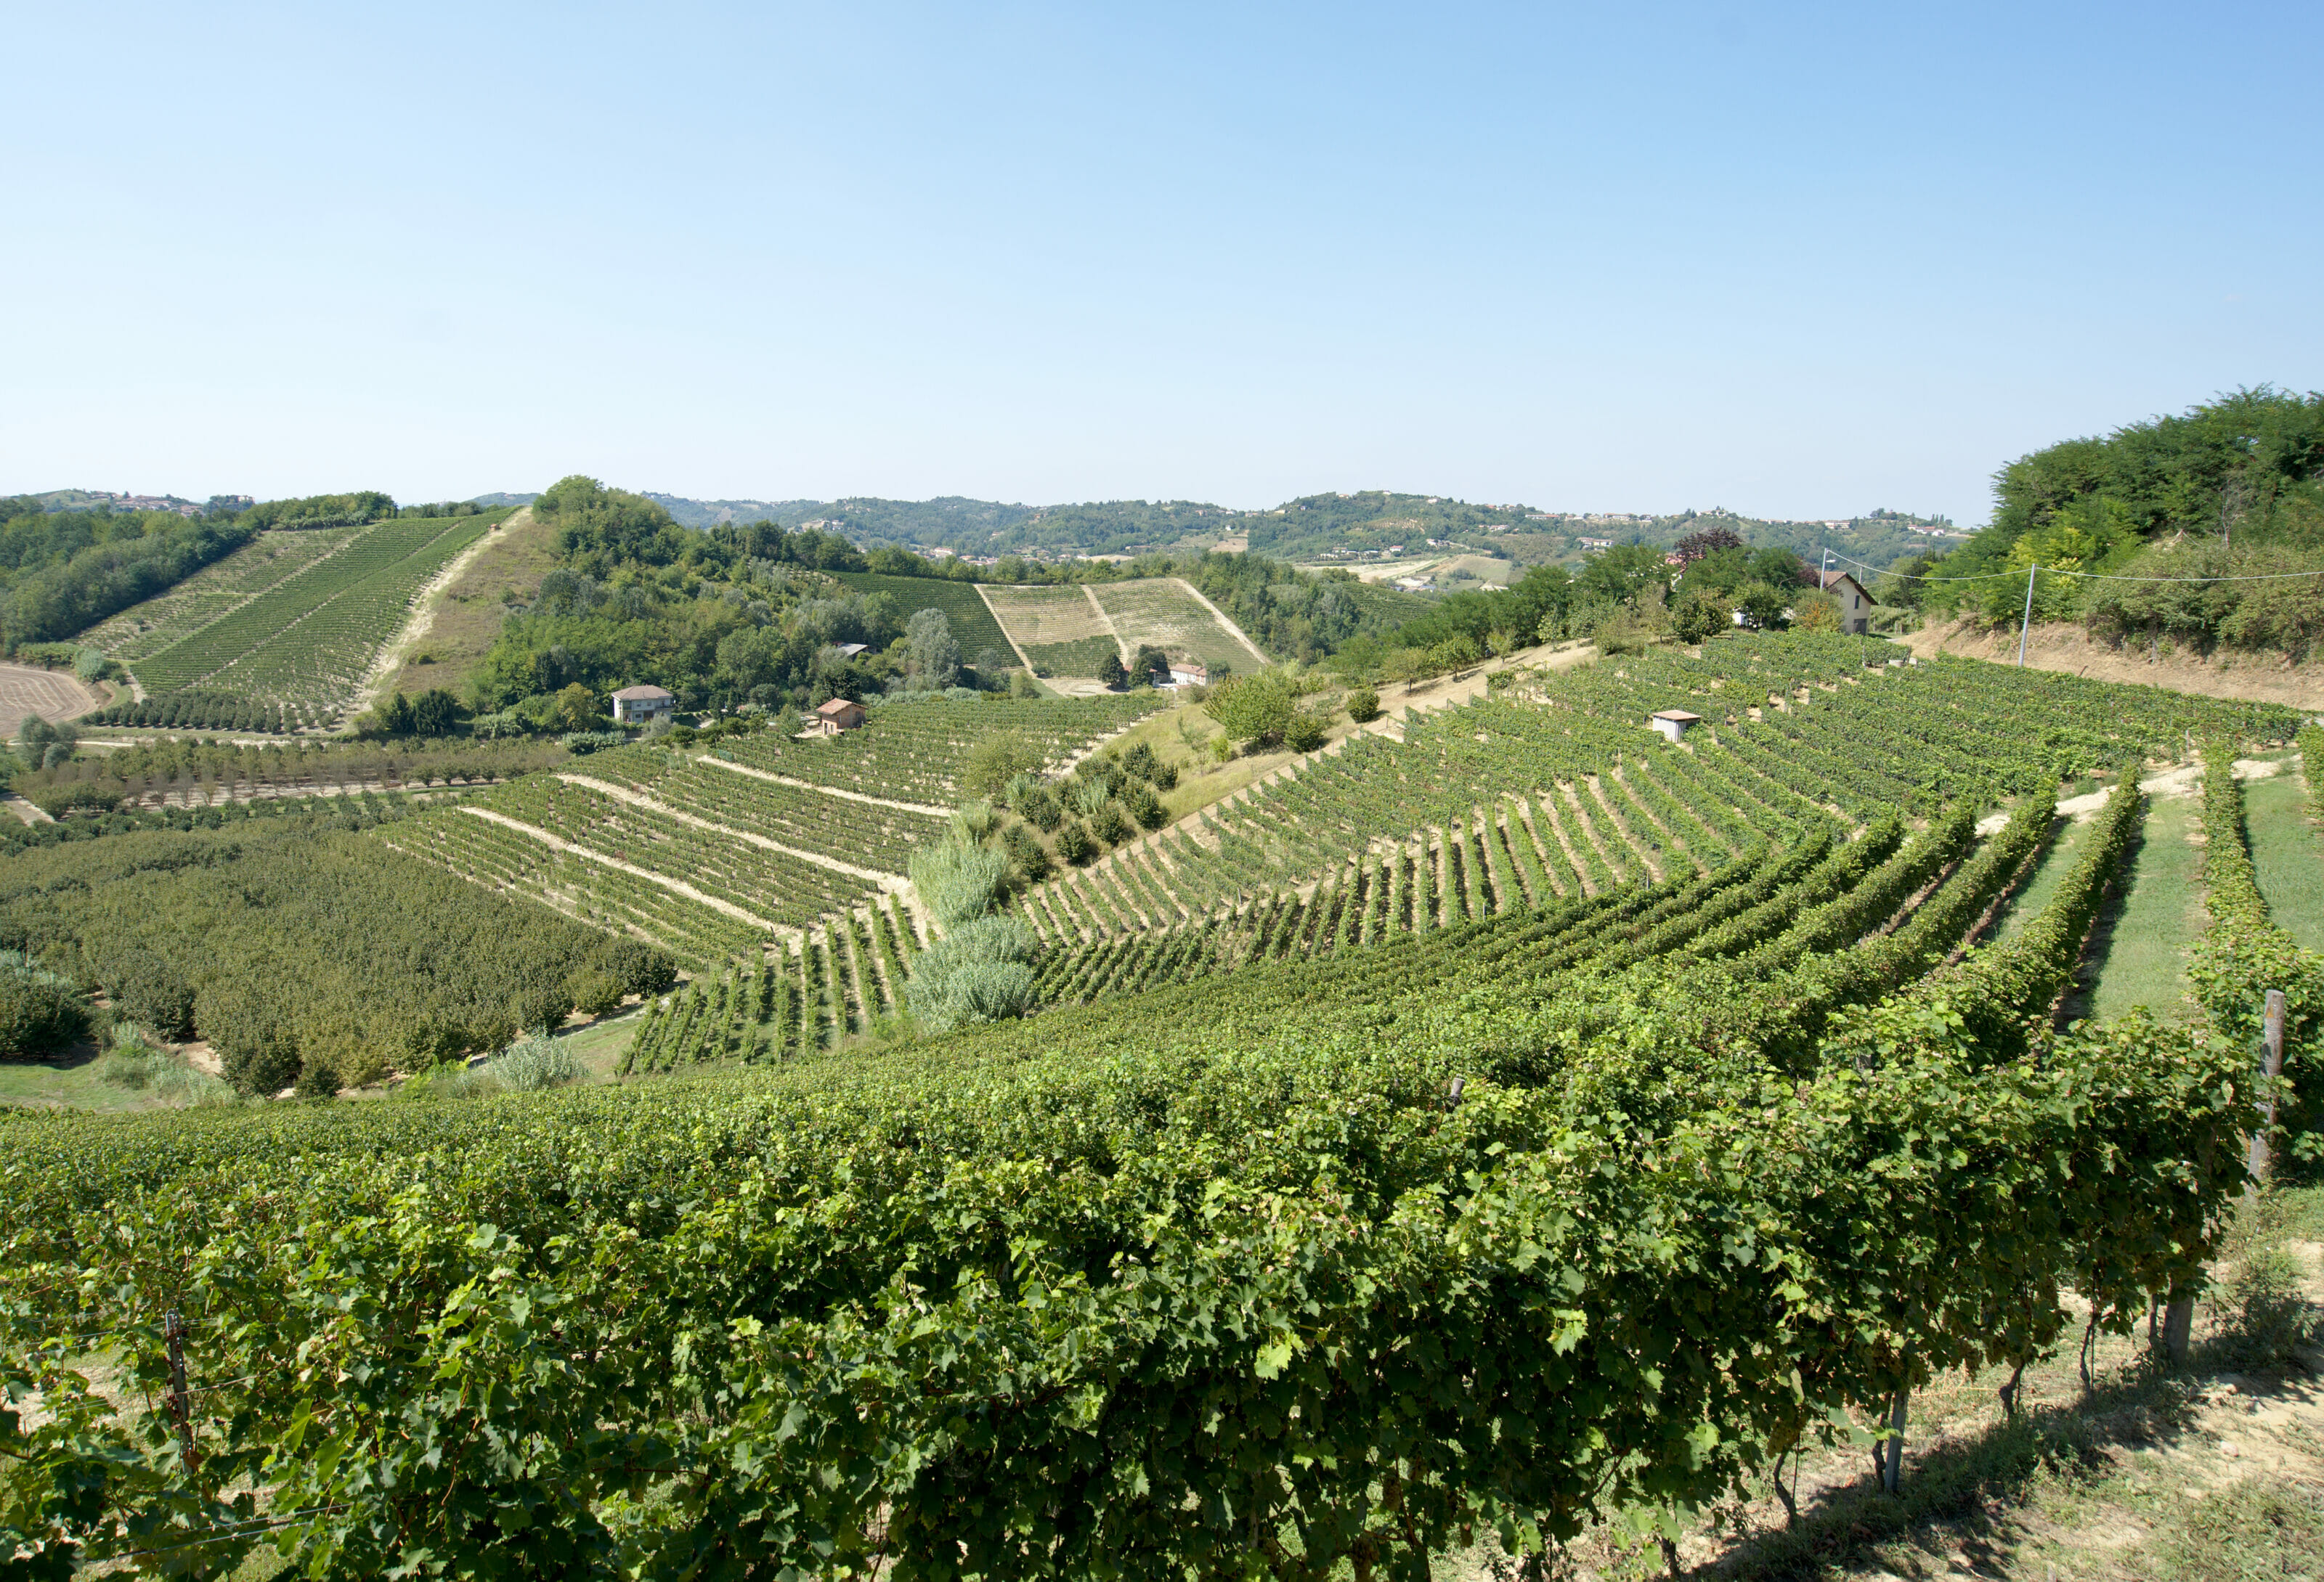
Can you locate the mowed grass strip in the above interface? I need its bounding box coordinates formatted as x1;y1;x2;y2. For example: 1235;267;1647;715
2245;761;2324;951
2087;791;2204;1022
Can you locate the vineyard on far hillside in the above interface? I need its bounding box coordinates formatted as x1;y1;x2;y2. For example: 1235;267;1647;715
378;693;1164;965
1;635;2313;1580
89;510;511;726
829;570;1015;658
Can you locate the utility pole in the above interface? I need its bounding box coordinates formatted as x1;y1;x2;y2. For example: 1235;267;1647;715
2017;563;2038;666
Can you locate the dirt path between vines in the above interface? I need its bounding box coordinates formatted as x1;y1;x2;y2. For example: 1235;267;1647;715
349;511;516;721
456;805;781;931
555;773;909;889
693;754;954;818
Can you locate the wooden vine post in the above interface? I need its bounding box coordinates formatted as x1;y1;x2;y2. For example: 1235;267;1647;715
163;1310;198;1475
2246;988;2288;1203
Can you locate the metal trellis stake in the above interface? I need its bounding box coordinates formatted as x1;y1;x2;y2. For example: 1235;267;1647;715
2017;563;2038;666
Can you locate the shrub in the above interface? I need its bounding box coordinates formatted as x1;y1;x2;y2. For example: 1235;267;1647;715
566;967;625;1019
1283;710;1328;753
1001;821;1053;884
1069;776;1113;817
487;1032;586;1093
904;916;1039;1034
1124;783;1167;831
1344;686;1381;725
1020;786;1065;832
1150;760;1179;791
910;835;1012;929
963;730;1042;796
1119;741;1158;782
1055;820;1095;865
0;952;89;1061
1089;803;1133;847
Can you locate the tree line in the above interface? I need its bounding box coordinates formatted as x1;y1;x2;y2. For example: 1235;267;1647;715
1898;386;2324;653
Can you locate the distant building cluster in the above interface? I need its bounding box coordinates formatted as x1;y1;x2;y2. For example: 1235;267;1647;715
71;491;208;516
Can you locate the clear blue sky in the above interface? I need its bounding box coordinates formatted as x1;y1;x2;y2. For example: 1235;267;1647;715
8;2;2319;526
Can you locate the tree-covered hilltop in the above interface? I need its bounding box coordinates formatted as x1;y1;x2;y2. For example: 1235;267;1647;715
612;486;1954;569
1907;387;2324;652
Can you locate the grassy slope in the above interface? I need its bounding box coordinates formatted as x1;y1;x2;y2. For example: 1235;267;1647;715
379;506;559;704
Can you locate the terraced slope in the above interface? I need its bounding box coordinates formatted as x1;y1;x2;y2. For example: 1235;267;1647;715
377;696;1161;966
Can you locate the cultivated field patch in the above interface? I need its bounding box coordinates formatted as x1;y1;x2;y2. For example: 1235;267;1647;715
1089;576;1268;672
0;664;101;738
1022;636;1123;678
76;527;365;660
979;583;1113;647
122;513;505;720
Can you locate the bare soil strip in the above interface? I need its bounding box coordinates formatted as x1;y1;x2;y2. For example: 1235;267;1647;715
692;754;953;817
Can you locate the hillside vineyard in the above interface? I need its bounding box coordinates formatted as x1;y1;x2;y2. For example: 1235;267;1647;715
1;632;2304;1578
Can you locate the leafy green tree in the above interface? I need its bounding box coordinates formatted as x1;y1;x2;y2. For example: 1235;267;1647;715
1283;710;1328;753
1672;588;1734;643
554;683;598;731
1097;651;1129;690
1129;645;1171;687
410;688;462;738
1579;544;1669;606
1734;580;1789;629
381;691;417;735
1344;685;1381;724
1203;673;1294;748
905;608;961;689
1747;547;1811;590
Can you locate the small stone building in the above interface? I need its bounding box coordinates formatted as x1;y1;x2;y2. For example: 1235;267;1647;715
813;697;866;735
611;684;675;724
1648;709;1702;743
1169;661;1209;688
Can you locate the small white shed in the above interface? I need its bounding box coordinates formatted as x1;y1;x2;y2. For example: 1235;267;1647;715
1649;709;1702;743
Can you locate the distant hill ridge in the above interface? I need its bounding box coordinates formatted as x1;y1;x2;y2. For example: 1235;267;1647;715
461;488;1951;571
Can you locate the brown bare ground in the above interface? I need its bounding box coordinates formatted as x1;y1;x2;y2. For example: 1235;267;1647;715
0;663;102;736
1906;616;2324;711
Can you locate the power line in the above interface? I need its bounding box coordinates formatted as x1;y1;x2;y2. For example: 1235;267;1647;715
1818;546;2324;586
